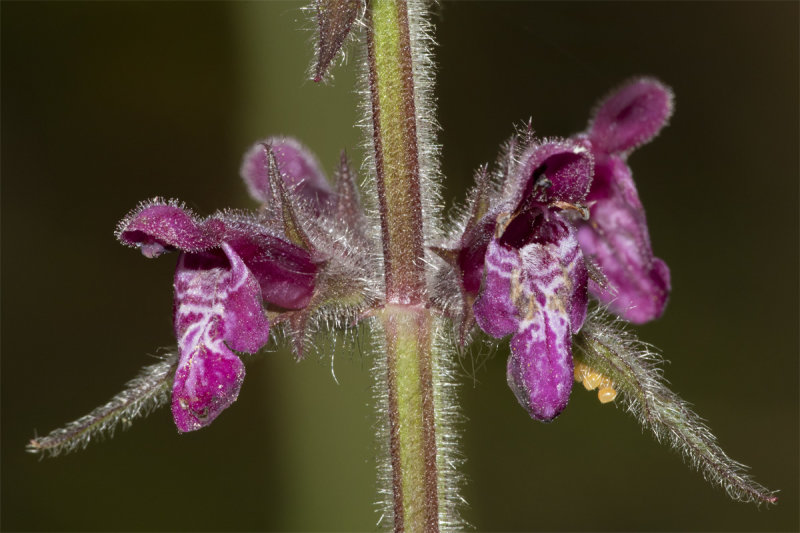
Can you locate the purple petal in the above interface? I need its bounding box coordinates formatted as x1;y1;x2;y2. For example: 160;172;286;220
473;239;522;338
507;311;573;422
475;210;588;339
116;200;223;256
474;211;586;421
589;77;673;154
578;158;670;323
513;140;594;207
577;213;670;323
171;243;270;432
516;220;588;332
240;137;332;209
506;227;585;420
227;233;317;310
314;0;361;82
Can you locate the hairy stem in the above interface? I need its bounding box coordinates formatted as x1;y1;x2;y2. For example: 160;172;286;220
365;0;440;530
379;306;438;531
367;0;425;305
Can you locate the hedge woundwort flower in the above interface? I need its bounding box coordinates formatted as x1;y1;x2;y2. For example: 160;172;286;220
114;138;373;431
30;1;776;528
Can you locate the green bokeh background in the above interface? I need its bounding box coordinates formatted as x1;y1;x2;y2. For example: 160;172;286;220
2;1;797;531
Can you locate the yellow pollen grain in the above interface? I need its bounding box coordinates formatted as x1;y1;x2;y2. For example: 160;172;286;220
574;360;617;403
583;371;603;391
598;387;618;403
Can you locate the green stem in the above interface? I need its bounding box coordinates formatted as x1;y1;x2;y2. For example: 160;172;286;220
365;0;441;530
366;0;426;305
379;305;438;531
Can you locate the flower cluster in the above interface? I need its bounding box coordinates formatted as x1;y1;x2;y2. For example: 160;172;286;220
28;3;775;509
112;79;672;431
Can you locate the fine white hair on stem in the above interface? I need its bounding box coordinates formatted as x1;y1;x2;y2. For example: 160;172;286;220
407;0;446;246
431;317;468;531
369;318;395;530
28;352;179;458
574;307;777;505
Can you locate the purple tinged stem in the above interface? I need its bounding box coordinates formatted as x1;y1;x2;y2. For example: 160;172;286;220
366;0;426;306
366;0;440;529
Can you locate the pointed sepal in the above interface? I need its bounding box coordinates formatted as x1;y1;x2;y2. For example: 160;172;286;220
240;138;332;212
333;150;367;230
313;0;362;82
461;165;492;240
265;146;315;251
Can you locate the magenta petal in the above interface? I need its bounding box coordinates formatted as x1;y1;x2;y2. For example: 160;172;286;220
475;216;585;420
514;140;593;207
576;77;673;323
116;200;223;256
240;137;332;208
515;222;588;332
171;343;245;433
506;228;581;421
224;233;317;310
118;200;317;310
507;311;573;422
171;243;270;432
555;228;589;332
473;239;522;338
589;77;673;154
577;161;670;323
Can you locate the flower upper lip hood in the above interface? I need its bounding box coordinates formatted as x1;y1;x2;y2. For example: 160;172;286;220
116;201;318;310
473;139;593;421
574;77;673;324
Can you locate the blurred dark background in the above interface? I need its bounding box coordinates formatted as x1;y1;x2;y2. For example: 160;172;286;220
2;1;797;531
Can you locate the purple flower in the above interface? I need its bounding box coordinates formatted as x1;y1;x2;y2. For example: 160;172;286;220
115;138;337;432
575;78;673;323
473;140;593;421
